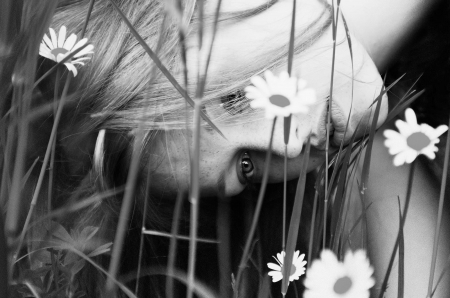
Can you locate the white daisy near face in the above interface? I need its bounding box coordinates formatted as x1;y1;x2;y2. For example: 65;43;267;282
267;250;307;283
383;108;448;167
244;70;316;119
39;26;94;77
304;250;375;298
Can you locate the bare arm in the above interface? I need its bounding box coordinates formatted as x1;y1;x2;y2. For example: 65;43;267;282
350;125;450;297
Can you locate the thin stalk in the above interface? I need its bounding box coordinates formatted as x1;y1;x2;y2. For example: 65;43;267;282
14;74;72;260
105;132;146;294
81;0;95;38
397;196;404;298
217;175;232;298
166;191;185;298
282;144;287;251
134;159;152;296
234;118;277;298
426;116;450;298
187;0;206;296
324;1;341;249
142;229;217;243
281;134;311;296
378;161;415;298
307;190;319;268
0;210;8;298
432;254;450;296
187;102;202;298
47;66;60;216
283;0;296;257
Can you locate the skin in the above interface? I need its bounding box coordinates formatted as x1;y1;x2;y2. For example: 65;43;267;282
151;0;388;198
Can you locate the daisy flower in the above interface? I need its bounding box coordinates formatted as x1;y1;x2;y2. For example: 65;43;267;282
267;250;307;283
39;26;94;77
383;108;448;166
244;70;316;119
304;249;375;298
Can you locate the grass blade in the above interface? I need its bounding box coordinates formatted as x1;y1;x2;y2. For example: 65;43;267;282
0;210;8;298
281;134;311;295
378;161;416;298
307;189;319;268
14;73;72;260
426;113;450;297
234;118;277;298
107;0;225;139
166;191;185;298
397;196;405;298
134;156;152;296
217;175;232;298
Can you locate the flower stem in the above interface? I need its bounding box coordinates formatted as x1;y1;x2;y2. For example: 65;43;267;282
234;118;277;298
426;119;450;298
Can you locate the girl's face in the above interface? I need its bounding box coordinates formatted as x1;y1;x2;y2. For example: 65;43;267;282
150;0;388;198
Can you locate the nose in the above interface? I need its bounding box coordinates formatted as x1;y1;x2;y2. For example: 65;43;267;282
307;91;388;150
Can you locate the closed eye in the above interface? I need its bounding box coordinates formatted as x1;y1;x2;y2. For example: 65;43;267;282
220;90;254;115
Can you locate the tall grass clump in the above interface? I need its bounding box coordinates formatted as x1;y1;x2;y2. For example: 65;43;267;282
1;0;450;298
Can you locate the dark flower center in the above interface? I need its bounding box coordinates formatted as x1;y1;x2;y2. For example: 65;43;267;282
333;276;353;294
269;94;290;107
51;48;69;58
406;132;431;151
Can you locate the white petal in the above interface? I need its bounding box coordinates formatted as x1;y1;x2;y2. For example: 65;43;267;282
58;26;66;48
431;125;449;139
388;143;407;155
245;86;267;100
39;50;54;61
249;99;268;109
271;273;283;283
393;152;408;166
264;70;278;91
383;129;402;139
64;63;78;77
395;120;414;136
39;43;51;55
64;33;78;51
404;108;418;126
74;44;94;58
72;57;90;63
49;28;58;49
267;262;281;271
43;33;54;50
250;76;271;96
404;149;418;164
421;148;436;160
72;38;88;53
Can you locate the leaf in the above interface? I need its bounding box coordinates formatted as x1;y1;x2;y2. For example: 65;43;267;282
48;221;73;244
64;251;79;266
70;259;86;276
79;226;99;242
88;242;112;258
31;249;52;264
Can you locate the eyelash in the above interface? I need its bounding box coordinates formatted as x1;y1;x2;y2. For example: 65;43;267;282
220;90;253;115
239;151;255;184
